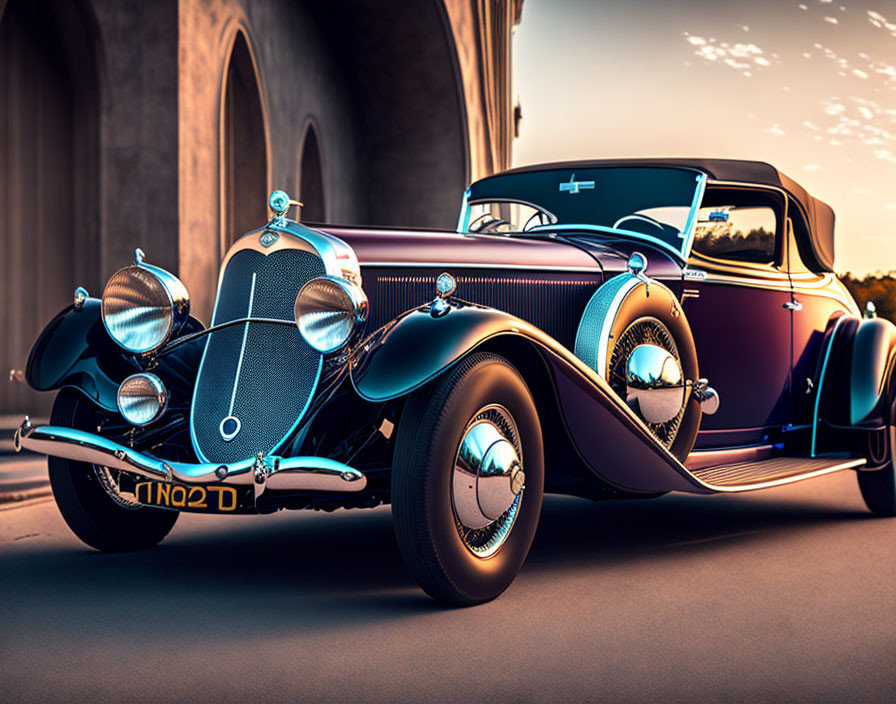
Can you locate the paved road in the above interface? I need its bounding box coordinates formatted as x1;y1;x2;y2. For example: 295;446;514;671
1;470;895;703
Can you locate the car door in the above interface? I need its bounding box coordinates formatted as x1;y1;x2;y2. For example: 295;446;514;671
681;187;793;448
784;198;859;426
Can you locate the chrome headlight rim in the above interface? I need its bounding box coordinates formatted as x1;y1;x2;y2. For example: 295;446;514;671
294;275;368;354
116;372;169;426
101;262;190;355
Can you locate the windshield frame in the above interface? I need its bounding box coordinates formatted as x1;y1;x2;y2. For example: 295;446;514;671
457;168;709;263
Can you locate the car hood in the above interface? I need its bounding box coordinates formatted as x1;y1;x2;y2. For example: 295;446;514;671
318;225;680;280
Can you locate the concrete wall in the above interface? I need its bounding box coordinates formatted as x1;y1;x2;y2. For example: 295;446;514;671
177;0;364;320
0;0;516;331
92;0;181;281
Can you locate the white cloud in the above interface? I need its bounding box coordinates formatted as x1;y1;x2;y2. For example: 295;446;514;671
824;16;839;24
804;164;823;170
764;123;786;136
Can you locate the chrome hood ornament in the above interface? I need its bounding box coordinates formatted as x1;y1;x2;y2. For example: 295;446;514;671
268;190;303;227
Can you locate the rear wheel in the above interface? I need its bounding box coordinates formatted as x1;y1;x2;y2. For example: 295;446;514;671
858;394;896;516
392;353;544;605
48;390;179;551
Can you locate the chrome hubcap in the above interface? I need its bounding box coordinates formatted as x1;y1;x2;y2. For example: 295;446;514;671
451;404;524;557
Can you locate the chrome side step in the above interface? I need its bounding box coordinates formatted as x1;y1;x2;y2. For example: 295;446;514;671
691;456;866;492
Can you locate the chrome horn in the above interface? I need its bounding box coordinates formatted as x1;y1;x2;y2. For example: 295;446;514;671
625;344;686;424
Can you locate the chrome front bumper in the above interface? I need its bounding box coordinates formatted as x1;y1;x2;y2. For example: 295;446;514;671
13;417;367;498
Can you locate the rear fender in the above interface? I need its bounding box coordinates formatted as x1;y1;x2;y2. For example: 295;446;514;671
850;317;896;425
812;314;896;457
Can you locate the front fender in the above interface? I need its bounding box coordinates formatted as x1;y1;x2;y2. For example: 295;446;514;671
25;298;130;411
350;302;546;402
25;298;204;412
350;300;706;494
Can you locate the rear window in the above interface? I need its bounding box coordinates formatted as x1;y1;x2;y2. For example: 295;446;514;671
692;204;777;263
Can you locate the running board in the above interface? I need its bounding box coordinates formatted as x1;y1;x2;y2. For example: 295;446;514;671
690;456;866;492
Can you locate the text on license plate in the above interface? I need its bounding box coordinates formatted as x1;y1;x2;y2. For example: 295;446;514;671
134;480;248;512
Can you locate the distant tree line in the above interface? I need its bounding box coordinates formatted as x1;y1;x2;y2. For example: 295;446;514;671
694;226;775;260
839;273;896;324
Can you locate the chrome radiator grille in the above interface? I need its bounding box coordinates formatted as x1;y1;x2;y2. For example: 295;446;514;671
190;248;325;463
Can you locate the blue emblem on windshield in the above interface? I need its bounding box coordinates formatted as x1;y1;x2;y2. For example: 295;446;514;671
559;174;595;195
709;210;729;222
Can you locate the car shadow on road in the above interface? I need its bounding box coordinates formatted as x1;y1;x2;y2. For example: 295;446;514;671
0;482;873;640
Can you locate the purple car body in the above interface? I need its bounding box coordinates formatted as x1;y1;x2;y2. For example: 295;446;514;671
14;158;896;604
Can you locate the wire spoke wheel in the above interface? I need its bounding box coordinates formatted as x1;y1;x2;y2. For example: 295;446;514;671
608;316;684;448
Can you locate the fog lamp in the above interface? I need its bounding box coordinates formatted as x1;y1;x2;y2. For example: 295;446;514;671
117;373;168;426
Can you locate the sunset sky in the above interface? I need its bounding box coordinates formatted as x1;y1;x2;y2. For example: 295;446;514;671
513;0;896;275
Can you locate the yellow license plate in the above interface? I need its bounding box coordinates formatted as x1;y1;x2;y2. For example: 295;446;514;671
133;480;253;513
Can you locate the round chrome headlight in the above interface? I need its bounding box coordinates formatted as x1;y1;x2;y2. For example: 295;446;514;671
294;276;368;353
117;373;168;426
102;264;189;353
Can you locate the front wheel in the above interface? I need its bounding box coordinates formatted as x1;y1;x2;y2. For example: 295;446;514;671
48;390;179;551
392;352;544;605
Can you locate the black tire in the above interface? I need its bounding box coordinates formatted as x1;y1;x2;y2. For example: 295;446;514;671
392;352;544;605
48;390;179;551
858;394;896;516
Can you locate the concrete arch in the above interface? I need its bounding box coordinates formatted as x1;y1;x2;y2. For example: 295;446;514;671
305;0;470;228
298;118;326;223
218;25;270;253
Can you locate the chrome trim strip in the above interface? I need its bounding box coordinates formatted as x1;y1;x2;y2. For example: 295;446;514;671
695;457;865;493
158;317;295;356
811;315;856;457
456;187;471;232
360;261;600;273
15;420;367;495
680;173;708;259
695;271;857;311
685;444;774;471
228;272;257;418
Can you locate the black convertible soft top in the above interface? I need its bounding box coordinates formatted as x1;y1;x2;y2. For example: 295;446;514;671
501;158;836;272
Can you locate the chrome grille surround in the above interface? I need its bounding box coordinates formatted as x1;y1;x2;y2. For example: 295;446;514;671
190;221;361;464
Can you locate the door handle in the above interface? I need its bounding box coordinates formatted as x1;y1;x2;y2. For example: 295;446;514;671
783;300;803;311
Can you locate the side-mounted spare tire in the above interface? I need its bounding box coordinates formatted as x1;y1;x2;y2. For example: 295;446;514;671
574;270;701;462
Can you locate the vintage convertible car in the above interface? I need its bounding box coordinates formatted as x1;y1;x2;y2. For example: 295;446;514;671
13;158;896;605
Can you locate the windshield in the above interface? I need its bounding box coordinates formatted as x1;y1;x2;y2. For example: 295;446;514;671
458;166;707;259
